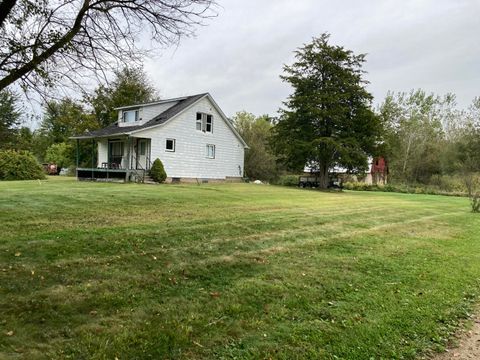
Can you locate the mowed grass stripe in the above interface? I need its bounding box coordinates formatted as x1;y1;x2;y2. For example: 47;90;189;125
0;178;479;359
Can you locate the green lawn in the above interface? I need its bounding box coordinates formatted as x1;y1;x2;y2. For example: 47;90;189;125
1;178;480;359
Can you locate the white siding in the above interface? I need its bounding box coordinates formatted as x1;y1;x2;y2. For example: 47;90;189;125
132;97;245;179
98;140;108;165
118;101;178;127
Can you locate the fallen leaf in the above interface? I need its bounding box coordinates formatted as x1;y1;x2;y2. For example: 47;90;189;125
210;291;220;298
6;331;14;336
90;310;97;316
14;252;21;257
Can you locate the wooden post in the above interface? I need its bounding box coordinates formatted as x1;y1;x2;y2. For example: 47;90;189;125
125;136;131;182
76;139;79;180
91;138;95;180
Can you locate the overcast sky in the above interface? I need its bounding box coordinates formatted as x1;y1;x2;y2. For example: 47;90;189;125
145;0;479;118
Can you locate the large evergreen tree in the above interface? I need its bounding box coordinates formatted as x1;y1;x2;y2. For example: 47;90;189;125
272;34;382;188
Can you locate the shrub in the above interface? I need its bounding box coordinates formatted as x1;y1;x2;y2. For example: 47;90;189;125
149;158;167;183
274;174;299;187
0;150;45;180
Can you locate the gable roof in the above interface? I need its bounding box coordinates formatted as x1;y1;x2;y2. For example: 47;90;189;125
72;93;207;139
113;95;193;111
71;93;248;148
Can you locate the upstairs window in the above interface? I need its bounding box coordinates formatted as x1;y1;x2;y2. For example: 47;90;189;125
196;113;202;131
196;112;213;133
206;115;213;132
123;109;139;123
206;144;215;159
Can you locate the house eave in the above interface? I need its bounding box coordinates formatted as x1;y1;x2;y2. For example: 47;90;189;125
69;133;131;140
113;96;189;111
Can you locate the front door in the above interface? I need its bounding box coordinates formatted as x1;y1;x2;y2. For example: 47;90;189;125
136;139;148;170
109;140;124;168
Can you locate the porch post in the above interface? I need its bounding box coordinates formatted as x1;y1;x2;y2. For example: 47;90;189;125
91;138;95;179
76;139;79;180
125;136;131;181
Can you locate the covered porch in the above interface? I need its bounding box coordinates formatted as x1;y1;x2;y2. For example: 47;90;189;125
72;135;152;182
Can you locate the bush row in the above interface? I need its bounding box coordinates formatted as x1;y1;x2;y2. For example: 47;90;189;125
271;174;299;187
343;181;467;197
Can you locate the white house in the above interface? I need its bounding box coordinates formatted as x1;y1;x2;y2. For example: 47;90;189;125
72;93;248;182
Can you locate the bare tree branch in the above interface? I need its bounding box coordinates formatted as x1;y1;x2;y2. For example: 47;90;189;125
0;0;217;97
0;0;17;28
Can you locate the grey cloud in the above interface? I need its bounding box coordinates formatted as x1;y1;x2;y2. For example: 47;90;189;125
145;0;480;117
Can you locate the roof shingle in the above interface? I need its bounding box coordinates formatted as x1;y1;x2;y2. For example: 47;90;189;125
73;93;208;138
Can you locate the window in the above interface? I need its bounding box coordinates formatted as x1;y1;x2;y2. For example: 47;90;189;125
206;144;215;159
166;138;176;152
196;112;213;133
206;114;213;132
123;109;139;123
109;141;124;167
139;141;146;156
196;113;202;131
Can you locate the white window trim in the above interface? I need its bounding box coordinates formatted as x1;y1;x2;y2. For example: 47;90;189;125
123;109;139;123
165;138;176;152
206;144;215;159
196;112;213;133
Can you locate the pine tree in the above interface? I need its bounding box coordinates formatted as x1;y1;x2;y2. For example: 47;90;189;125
272;34;382;188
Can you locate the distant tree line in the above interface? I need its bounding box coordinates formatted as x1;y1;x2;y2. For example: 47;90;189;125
235;35;480;195
1;32;479;205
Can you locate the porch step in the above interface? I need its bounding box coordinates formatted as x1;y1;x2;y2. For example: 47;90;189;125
143;175;157;184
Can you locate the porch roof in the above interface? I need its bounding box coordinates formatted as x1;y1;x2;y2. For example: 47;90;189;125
70;93;208;140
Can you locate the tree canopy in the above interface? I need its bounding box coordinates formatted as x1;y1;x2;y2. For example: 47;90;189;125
233;111;278;181
271;34;382;188
87;67;157;127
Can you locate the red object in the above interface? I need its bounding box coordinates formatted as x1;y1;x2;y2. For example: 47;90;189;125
371;157;388;184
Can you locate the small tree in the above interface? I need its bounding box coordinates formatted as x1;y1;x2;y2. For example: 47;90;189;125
149;158;167;183
464;173;480;213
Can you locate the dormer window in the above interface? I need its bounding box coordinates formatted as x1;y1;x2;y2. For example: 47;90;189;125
196;112;213;133
123;109;139;123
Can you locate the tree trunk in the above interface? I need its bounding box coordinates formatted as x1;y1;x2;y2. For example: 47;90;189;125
318;163;329;189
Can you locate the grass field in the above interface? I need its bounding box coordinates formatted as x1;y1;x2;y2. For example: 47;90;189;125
1;177;480;359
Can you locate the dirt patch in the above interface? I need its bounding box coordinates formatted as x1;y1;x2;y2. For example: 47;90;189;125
433;318;480;359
